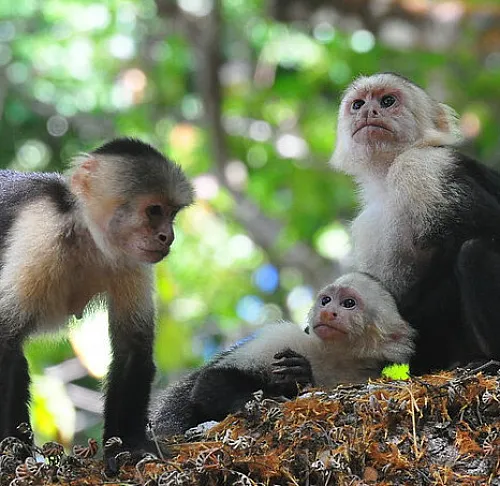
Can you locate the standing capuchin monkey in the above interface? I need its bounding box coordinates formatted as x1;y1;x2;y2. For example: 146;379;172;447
150;272;415;437
331;72;500;374
0;138;194;473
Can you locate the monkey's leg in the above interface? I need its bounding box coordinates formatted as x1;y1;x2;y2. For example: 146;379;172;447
456;238;500;358
104;308;156;474
0;339;31;440
402;270;466;375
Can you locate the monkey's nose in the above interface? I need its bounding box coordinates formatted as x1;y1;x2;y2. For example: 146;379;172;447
158;232;174;247
319;310;337;321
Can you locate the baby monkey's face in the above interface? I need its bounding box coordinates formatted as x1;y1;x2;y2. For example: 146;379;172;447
309;284;364;342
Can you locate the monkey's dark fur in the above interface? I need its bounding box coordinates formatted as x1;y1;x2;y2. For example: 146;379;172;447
332;72;500;374
150;273;415;436
0;138;194;472
400;157;500;373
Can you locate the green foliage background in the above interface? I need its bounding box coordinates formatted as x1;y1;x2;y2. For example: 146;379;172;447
1;0;500;445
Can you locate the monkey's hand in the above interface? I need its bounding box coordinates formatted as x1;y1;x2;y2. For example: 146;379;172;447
271;348;314;392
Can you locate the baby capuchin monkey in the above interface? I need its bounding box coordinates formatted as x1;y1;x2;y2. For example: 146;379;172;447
331;72;500;374
150;272;415;437
0;138;194;472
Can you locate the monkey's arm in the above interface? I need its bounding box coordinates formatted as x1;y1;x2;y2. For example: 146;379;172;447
402;158;500;374
150;367;261;438
189;349;313;422
0;336;31;441
408;236;500;375
456;238;500;358
104;271;156;473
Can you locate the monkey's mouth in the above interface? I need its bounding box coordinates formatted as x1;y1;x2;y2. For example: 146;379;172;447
313;323;348;340
138;248;170;263
353;122;392;136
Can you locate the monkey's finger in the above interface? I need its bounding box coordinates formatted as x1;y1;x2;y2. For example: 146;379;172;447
272;366;310;377
274;349;302;359
273;356;309;368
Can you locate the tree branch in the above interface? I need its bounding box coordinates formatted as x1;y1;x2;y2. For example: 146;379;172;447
181;0;338;289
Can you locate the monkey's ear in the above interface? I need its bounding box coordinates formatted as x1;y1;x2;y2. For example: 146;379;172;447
422;103;463;147
435;103;456;132
435;103;463;144
70;156;99;196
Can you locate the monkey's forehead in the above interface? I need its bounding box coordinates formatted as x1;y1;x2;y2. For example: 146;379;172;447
74;152;195;206
321;272;394;304
342;72;420;100
332;272;377;289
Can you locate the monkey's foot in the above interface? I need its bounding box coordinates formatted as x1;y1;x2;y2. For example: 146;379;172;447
104;437;161;476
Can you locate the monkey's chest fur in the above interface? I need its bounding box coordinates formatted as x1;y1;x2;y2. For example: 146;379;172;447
352;148;459;298
0;200;124;335
352;203;432;298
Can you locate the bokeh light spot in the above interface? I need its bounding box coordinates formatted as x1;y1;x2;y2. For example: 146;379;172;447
276;134;309;159
313;22;335;43
247;145;268;168
460;112;481;139
177;0;213;17
236;295;264;324
350;30;375;53
70;310;111;379
109;34;135;59
225;160;248;190
315;224;351;260
193;174;220;200
249;120;272;142
15;140;50;171
47;115;69;137
253;264;279;293
228;234;256;260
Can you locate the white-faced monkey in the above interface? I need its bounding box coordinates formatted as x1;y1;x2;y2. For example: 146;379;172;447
0;138;194;472
150;272;415;437
331;72;500;374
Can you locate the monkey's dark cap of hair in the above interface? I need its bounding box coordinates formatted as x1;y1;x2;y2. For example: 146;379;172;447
93;138;165;159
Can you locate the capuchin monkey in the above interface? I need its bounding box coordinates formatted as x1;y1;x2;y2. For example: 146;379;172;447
331;72;500;374
150;272;415;437
0;138;194;472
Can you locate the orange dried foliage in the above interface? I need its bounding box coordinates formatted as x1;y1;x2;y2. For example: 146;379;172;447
2;369;500;485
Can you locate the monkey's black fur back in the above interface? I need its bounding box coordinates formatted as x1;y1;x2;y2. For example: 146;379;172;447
399;151;500;374
0;171;74;251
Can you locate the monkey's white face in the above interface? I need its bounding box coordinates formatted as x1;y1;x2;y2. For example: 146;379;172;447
331;74;430;176
105;194;178;264
309;285;364;342
342;85;419;149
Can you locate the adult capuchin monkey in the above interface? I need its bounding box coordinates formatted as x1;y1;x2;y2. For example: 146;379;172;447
331;72;500;374
150;272;415;437
0;138;194;473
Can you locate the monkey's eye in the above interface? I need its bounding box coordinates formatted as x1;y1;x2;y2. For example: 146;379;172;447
320;296;332;306
351;99;365;110
380;95;396;108
146;205;163;218
340;298;356;309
